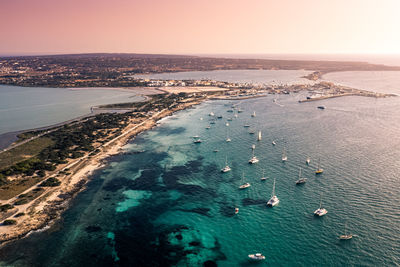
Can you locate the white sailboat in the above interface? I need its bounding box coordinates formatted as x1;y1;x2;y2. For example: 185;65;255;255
295;167;307;184
272;140;276;146
260;169;267;181
339;221;353;240
248;253;265;261
239;172;251;189
267;178;279;207
282;148;287;162
209;111;215;116
249;144;259;164
314;194;328;216
226;128;231;142
257;130;262;141
251;111;256;117
221;156;231;173
306;157;311;165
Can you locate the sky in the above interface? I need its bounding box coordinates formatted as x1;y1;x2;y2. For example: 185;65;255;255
1;0;400;55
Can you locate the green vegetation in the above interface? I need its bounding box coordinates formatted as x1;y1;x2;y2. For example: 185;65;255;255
0;137;54;170
2;219;17;225
0;93;201;200
13;187;44;205
0;176;42;200
40;177;61;187
0;204;14;212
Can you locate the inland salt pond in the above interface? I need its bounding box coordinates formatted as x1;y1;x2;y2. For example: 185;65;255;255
0;85;146;136
134;69;316;85
0;88;399;266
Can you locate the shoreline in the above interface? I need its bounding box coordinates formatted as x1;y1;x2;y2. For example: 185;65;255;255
0;98;204;247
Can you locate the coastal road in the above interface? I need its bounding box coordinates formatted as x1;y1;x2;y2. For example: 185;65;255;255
0;109;168;208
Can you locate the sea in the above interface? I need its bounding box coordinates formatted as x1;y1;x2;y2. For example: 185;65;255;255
0;69;400;266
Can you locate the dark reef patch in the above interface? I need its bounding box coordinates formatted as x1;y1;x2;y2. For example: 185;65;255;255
242;198;266;206
103;177;131;192
85;225;102;233
177;207;211;217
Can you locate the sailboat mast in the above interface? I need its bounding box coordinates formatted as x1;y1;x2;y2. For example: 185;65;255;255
319;194;323;209
272;178;276;197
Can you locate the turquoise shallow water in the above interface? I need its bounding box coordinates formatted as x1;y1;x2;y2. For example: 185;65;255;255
1;93;400;266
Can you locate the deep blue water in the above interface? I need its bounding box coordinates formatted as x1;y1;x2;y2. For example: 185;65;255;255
0;91;399;266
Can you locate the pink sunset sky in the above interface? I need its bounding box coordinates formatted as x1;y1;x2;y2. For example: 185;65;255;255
1;0;400;55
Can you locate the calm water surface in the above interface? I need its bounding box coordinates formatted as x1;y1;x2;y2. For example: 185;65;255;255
135;70;314;85
0;91;399;266
0;85;144;135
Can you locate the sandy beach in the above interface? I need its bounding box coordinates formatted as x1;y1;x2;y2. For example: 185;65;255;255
0;98;203;246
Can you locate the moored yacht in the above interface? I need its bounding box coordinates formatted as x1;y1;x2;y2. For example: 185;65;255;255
249;145;259;164
315;158;323;174
339;222;353;240
272;140;276;146
251;111;256;117
260;169;267;181
295;167;307;185
193;139;202;144
314;194;328;216
239;172;251;189
248;253;265;261
282;148;287;162
306;157;311;165
267;178;279;207
221;156;231;173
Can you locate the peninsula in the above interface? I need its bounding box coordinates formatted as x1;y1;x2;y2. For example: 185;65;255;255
0;53;397;246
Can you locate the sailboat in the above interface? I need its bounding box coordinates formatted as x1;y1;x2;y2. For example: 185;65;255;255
209;111;215;116
237;108;243;113
193;138;202;143
339;221;353;240
257;130;262;141
260;169;267;181
239;172;251;189
272;140;276;146
267;178;279;207
205;125;211;129
226;128;231;142
221;156;231;173
295;167;307;184
235;208;239;214
243;123;250;128
306;157;311;165
282;148;287;162
251;111;256;117
249;144;259;164
248;253;265;261
315;158;323;174
314;194;328;216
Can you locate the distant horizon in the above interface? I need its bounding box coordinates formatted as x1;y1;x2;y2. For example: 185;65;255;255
3;52;400;67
